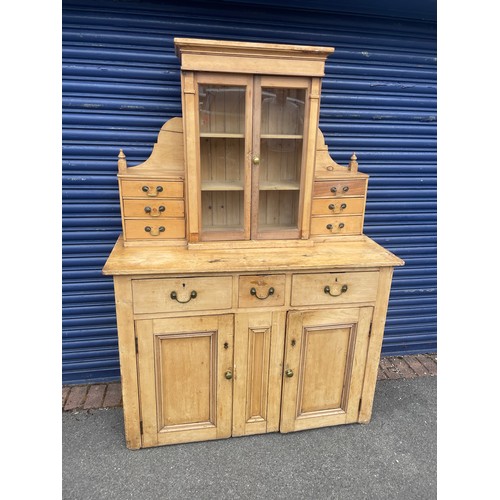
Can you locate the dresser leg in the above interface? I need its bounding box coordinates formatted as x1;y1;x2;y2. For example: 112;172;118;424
358;267;394;423
114;276;142;449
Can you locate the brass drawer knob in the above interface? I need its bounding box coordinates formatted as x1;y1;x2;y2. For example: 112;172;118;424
144;226;165;236
330;186;337;193
285;369;294;378
328;204;335;210
324;284;348;297
326;224;333;230
250;287;275;300
339;223;345;229
252;156;260;165
225;370;233;380
341;203;347;210
343;186;349;192
144;205;165;217
170;290;197;303
142;185;164;197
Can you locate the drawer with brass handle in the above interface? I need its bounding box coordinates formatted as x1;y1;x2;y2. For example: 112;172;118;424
120;180;184;199
238;274;286;308
311;197;365;216
131;276;233;314
124;219;185;240
313;179;366;198
310;215;363;236
290;271;379;307
122;199;185;218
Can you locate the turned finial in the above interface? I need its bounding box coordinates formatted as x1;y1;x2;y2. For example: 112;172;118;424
117;149;127;173
348;152;358;173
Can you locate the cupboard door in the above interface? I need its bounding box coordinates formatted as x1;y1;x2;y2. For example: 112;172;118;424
280;307;372;433
196;74;253;241
186;73;319;242
232;311;286;436
136;314;233;447
252;76;311;240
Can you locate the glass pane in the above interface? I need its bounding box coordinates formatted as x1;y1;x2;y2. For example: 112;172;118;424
261;88;305;136
258;87;305;233
199;85;245;135
258;191;299;230
201;191;244;232
259;138;302;189
199;85;246;234
200;137;245;191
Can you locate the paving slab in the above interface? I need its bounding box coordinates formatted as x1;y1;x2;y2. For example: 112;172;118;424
62;377;436;500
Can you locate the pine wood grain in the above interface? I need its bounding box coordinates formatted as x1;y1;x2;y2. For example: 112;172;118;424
103;235;403;276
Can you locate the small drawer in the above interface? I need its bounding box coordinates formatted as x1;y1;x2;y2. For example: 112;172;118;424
291;272;379;307
120;180;184;199
238;275;286;308
124;219;185;240
311;197;365;216
132;276;233;314
310;215;363;236
122;199;185;218
313;179;366;198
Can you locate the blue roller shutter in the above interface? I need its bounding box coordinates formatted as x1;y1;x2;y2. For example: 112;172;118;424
62;0;436;384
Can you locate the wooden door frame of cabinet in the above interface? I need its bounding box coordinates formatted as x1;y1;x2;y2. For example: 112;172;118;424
301;77;322;240
181;71;199;242
250;76;262;239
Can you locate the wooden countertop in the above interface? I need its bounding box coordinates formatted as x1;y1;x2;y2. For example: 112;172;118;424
102;236;404;276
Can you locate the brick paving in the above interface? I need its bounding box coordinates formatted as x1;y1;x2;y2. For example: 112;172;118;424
83;384;106;410
62;353;437;412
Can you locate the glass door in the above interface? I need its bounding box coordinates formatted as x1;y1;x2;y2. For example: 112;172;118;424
195;74;310;241
197;74;252;240
252;76;309;239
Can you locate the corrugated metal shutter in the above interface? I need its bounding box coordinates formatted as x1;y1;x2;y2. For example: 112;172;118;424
62;0;436;384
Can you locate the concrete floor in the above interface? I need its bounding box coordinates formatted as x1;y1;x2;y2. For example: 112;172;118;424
62;377;436;500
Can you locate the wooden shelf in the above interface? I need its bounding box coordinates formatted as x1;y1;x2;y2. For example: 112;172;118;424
200;133;245;138
201;181;244;191
202;225;244;232
258;224;298;230
261;134;303;139
259;181;300;191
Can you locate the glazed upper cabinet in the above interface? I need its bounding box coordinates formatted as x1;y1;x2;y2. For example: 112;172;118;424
175;38;334;242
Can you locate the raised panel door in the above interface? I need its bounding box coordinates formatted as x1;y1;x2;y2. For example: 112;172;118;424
136;314;233;447
280;307;372;433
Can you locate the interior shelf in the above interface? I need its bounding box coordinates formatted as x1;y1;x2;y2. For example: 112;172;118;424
200;133;245;138
260;134;303;139
259;181;300;191
201;181;245;191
